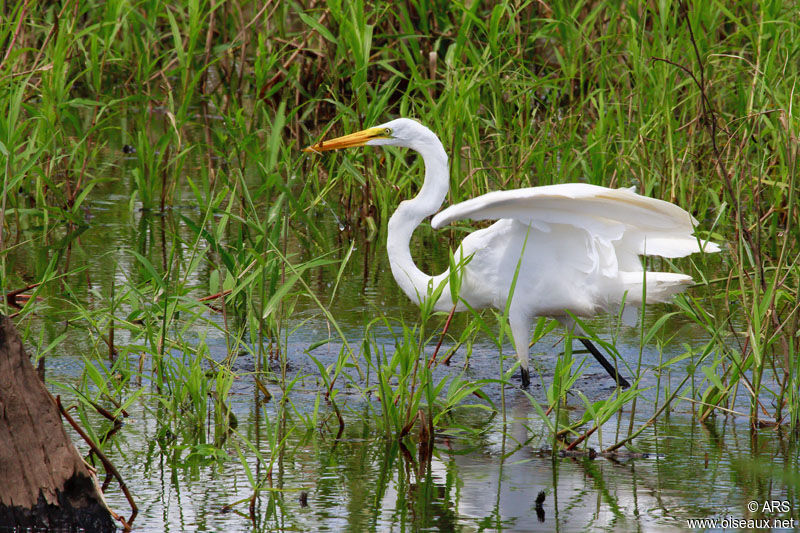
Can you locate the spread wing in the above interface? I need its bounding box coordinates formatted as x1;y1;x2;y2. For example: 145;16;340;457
431;183;720;257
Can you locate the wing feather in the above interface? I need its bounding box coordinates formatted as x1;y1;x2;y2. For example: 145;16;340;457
431;183;720;257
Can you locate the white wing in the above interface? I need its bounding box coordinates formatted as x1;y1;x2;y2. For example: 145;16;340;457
431;183;720;257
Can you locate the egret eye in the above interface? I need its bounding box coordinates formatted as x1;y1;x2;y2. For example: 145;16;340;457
384;128;392;136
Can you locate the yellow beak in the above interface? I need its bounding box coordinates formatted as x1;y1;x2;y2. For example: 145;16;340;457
303;126;388;153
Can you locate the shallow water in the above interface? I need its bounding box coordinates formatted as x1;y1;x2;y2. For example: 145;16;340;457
6;146;799;532
51;344;799;532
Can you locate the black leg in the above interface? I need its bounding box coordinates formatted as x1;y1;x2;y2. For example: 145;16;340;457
578;338;630;389
520;366;531;388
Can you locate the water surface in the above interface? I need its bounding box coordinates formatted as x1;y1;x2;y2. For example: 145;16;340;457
6;133;798;532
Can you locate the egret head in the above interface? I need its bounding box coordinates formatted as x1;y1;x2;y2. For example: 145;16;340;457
303;118;438;153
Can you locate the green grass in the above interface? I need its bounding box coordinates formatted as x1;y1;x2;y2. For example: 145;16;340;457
0;1;799;522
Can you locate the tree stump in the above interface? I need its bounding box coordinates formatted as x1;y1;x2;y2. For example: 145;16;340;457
0;314;115;531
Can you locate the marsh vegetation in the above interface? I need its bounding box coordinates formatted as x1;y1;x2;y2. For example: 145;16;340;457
1;0;798;530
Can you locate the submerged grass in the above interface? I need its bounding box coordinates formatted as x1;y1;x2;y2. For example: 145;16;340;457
1;0;799;526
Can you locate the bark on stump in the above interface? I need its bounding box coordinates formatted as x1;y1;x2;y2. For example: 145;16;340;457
0;314;115;531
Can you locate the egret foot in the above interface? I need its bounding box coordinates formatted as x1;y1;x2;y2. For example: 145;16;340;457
578;338;630;389
520;366;531;388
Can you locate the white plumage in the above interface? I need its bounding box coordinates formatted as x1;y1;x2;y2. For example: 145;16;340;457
305;118;720;387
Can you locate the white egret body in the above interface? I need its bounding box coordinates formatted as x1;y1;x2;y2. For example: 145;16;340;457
305;118;720;387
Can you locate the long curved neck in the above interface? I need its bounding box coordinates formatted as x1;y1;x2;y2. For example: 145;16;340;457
386;139;451;307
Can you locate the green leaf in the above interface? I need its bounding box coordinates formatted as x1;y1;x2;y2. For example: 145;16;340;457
298;11;336;43
129;249;166;290
701;365;725;391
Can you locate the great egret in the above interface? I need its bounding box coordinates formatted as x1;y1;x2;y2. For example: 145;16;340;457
304;118;719;388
